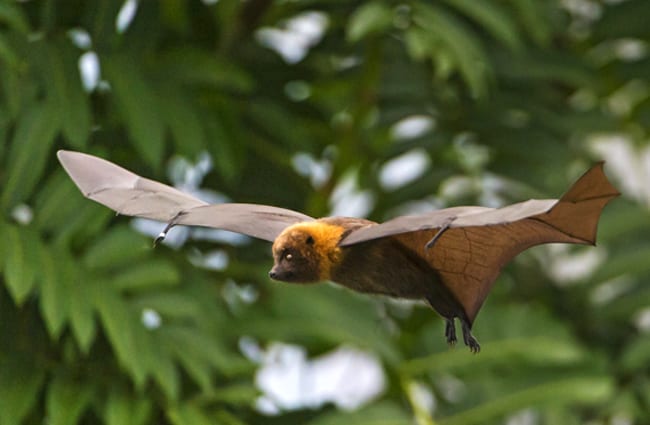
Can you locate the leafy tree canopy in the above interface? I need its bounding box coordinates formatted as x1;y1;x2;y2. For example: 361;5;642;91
1;1;649;424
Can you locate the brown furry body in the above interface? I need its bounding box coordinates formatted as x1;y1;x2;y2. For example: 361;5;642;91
270;217;472;346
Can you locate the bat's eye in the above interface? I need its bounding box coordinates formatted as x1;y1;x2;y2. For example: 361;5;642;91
285;253;293;261
306;235;314;245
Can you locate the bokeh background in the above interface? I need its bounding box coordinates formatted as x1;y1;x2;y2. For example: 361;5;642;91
1;1;649;424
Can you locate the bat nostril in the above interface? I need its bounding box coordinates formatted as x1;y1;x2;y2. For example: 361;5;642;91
268;270;277;279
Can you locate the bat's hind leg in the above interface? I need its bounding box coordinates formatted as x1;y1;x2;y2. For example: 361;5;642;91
460;319;480;353
445;318;457;346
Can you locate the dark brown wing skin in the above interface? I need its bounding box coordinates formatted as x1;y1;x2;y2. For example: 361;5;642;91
339;163;619;324
57;150;314;242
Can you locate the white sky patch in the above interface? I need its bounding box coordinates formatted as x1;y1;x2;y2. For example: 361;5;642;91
255;12;328;64
406;380;436;417
11;204;33;225
379;148;431;191
606;80;648;116
390;115;435;141
387;196;445;219
79;51;100;92
116;0;138;34
478;173;509;208
292;152;332;189
130;152;248;248
590;276;635;306
434;373;466;403
506;409;538;425
254;343;385;414
614;38;648;62
329;172;374;218
439;175;476;200
68;28;92;49
141;308;162;330
543;244;606;285
634;308;650;333
222;280;258;310
561;0;602;22
190;228;249;246
189;249;229;271
284;80;311;102
589;134;650;206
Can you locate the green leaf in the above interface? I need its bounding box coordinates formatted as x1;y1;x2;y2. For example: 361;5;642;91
412;3;491;98
404;28;432;61
139;331;180;400
38;243;68;338
156;48;254;93
509;0;552;45
161;325;246;375
102;54;165;168
4;225;40;305
104;385;152;425
0;355;45;425
0;35;20;67
0;3;30;33
157;88;205;158
112;259;180;291
132;292;201;320
1;100;60;209
306;402;412;425
83;225;150;270
240;285;401;365
50;40;91;149
442;0;522;50
94;284;148;388
203;383;258;406
164;337;214;392
592;245;650;283
66;263;97;353
400;336;585;376
167;402;215;425
46;372;93;425
347;1;394;42
620;335;650;373
439;376;613;425
0;221;6;271
33;170;87;234
203;115;240;181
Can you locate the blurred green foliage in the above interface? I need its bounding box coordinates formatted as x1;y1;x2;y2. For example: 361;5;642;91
1;0;649;424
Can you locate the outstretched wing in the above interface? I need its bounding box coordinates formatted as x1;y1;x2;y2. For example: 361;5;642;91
340;163;619;323
57;150;314;242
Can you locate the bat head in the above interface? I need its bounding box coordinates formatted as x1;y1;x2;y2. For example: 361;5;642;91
269;221;345;283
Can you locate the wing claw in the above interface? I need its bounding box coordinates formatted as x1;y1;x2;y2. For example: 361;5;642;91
425;218;455;249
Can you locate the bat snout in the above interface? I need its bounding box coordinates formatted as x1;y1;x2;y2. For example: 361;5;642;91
268;266;296;282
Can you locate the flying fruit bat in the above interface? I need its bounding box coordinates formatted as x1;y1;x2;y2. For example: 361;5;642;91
57;150;619;352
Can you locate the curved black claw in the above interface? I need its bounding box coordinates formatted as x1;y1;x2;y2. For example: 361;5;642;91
461;319;481;353
445;318;457;346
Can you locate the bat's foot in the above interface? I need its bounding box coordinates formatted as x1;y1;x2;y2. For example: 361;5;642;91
445;318;457;346
461;320;480;353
